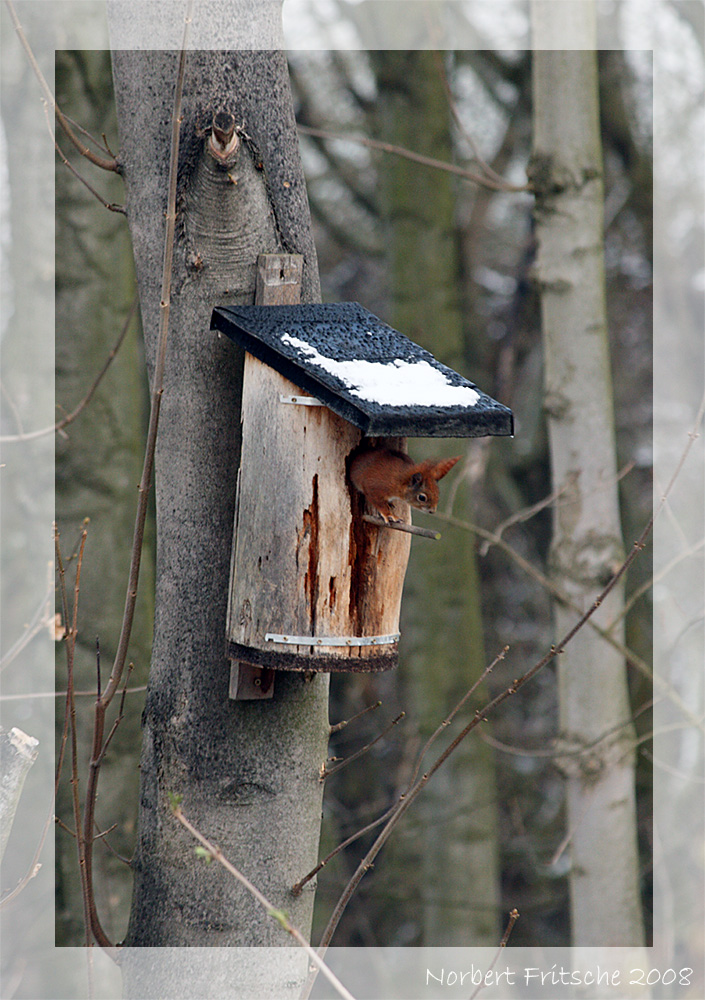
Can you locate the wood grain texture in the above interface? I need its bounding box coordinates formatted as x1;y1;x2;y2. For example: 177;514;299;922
227;357;411;670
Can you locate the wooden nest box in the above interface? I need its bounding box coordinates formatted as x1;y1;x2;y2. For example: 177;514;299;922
211;254;513;699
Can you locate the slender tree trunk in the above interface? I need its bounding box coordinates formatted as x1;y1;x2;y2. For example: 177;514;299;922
530;0;645;946
108;5;330;993
371;49;500;947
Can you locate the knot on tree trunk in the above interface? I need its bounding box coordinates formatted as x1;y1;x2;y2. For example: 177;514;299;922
549;532;625;589
528;152;602;200
553;729;636;783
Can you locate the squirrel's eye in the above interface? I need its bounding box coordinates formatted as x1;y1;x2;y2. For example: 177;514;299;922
418;493;427;503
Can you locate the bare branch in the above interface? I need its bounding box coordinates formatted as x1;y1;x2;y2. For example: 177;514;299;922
0;563;54;671
0;684;147;703
362;514;440;539
0;298;138;444
50;121;125;214
320;712;405;780
612;536;705;629
330;700;382;734
478;460;635;557
404;646;509;792
55;815;75;838
297;125;531;193
427;46;517;190
95;664;134;767
1;531;76;910
54;524;95;950
468;908;520;1000
4;0;119;172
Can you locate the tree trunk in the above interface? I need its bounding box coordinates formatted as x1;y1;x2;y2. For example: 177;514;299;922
108;5;330;992
530;0;645;946
370;49;500;947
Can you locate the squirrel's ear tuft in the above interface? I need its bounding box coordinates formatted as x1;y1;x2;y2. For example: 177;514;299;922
431;456;461;481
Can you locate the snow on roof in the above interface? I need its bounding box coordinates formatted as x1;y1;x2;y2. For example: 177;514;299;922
280;334;480;409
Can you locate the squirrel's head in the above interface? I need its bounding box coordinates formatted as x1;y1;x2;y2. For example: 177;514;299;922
405;457;461;512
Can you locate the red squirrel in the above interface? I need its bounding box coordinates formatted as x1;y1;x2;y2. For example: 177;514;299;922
349;447;461;523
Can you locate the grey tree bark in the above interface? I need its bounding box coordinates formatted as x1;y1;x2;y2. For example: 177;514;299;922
530;0;645;947
108;5;330;993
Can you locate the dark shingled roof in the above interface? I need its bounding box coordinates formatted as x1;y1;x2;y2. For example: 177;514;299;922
211;302;514;438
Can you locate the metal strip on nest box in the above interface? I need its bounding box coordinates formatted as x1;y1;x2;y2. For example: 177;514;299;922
211;302;514;438
279;394;325;406
265;631;401;647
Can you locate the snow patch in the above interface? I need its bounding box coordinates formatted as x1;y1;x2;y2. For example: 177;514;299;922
280;334;480;408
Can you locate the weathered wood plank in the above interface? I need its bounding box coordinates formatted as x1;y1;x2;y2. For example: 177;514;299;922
229;253;304;698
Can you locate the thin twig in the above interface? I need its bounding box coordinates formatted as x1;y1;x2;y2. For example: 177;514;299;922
478;482;568;556
48;112;125;214
61;110;115;157
428;46;514;190
297;124;531;193
609;535;705;631
172;805;357;1000
0;298;137;443
57;524;93;950
479;696;660;759
405;646;508;793
468;909;520;1000
362;514;441;539
330;700;382;735
320;712;405;779
93;822;118;841
55;815;75;838
53;527;73;789
0;564;54;670
4;0;119;172
641;747;705;784
291;804;396;898
0;378;25;434
0;684;147;702
95;823;133;868
0;797;54;908
2;534;73;909
95;664;134;768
